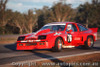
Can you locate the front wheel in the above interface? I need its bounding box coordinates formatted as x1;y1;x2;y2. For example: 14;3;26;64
52;37;63;52
82;36;94;49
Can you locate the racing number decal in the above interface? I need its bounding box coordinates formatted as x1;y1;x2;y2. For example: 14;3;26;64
67;34;72;43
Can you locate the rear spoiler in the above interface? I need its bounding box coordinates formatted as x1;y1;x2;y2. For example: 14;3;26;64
89;28;98;32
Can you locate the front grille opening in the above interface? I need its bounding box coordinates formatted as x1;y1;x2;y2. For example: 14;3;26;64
26;43;37;46
38;35;46;39
17;36;25;41
39;42;45;45
19;44;23;46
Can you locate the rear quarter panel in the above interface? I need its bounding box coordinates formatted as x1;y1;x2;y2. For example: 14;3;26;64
82;28;97;43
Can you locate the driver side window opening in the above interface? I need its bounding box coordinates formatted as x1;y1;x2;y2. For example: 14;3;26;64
66;24;77;32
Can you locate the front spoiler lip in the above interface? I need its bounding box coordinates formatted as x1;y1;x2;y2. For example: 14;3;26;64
16;40;49;50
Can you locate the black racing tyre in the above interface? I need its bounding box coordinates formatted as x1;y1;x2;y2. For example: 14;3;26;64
24;50;33;52
52;37;63;52
82;36;94;49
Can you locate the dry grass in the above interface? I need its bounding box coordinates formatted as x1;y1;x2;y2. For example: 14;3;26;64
0;40;17;44
0;37;17;44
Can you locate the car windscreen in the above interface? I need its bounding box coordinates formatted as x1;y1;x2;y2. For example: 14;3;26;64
40;25;65;31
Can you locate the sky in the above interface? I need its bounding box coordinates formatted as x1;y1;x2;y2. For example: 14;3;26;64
6;0;92;13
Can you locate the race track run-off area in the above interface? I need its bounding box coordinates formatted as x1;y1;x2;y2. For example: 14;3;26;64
0;39;100;66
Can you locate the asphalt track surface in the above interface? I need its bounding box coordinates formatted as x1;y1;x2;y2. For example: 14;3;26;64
0;39;100;65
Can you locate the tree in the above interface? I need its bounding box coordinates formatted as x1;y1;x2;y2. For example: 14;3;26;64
0;0;8;34
24;9;38;33
89;0;100;28
37;1;75;29
50;1;75;22
75;2;91;27
76;0;100;29
36;6;52;29
9;11;25;34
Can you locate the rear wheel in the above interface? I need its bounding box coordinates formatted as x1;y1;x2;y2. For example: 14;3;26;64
82;36;94;49
52;37;63;52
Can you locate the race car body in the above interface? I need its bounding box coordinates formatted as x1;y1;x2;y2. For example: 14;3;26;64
17;22;98;51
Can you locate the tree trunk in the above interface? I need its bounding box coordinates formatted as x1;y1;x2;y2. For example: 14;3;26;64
19;28;23;34
86;19;88;28
2;26;5;34
29;25;33;33
58;18;61;22
2;30;5;34
24;26;29;33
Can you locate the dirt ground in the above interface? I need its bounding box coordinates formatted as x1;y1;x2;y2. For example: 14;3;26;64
0;40;17;44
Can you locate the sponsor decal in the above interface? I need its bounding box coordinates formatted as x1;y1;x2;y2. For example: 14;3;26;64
21;40;41;43
54;32;61;36
28;40;33;42
21;41;27;42
67;34;72;43
74;37;80;40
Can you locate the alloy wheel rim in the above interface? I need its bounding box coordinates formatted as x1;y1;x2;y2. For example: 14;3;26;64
58;39;62;50
88;38;93;47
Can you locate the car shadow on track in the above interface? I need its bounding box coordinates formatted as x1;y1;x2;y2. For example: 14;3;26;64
92;47;100;50
75;46;100;50
4;43;100;52
4;43;17;51
32;51;71;67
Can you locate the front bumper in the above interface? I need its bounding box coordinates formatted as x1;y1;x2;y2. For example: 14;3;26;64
17;40;49;50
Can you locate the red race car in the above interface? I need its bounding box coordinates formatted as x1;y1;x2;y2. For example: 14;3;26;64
17;22;98;51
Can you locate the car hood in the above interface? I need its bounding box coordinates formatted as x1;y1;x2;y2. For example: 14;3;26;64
19;29;55;39
19;33;35;37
